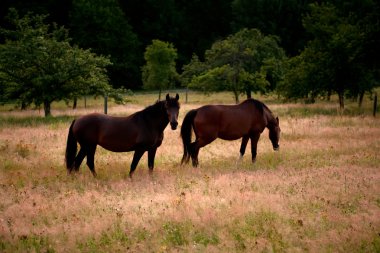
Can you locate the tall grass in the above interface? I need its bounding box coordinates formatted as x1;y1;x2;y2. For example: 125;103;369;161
0;92;379;252
0;115;75;127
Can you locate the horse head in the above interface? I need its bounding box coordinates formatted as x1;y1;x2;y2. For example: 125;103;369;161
165;93;180;130
268;117;280;151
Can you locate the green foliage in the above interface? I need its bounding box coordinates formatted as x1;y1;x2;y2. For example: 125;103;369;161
0;235;56;253
142;40;178;98
162;221;189;247
0;9;113;116
193;230;219;247
277;50;328;102
230;210;287;252
77;222;130;252
69;0;141;88
231;0;311;56
278;2;380;108
184;28;286;102
189;65;234;93
3;0;378;93
180;54;205;87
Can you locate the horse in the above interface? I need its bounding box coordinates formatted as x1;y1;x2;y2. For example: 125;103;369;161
180;98;280;167
65;93;180;178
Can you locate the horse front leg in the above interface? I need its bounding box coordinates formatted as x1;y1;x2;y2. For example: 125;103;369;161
236;136;249;167
250;133;260;163
148;147;157;174
239;136;249;158
129;149;145;178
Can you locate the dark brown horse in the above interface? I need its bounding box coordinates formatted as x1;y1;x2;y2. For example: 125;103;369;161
65;94;180;178
181;98;280;167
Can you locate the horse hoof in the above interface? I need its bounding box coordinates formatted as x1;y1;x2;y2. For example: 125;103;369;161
128;173;134;181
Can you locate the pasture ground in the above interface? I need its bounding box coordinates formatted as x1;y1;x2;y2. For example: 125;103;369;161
0;92;379;252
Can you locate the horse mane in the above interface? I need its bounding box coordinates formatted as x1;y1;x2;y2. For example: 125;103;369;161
138;98;179;118
242;98;271;115
142;100;165;114
130;101;164;123
243;98;277;125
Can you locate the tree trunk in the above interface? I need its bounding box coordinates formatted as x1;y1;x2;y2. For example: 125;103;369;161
246;88;252;99
185;87;188;103
21;101;27;110
73;98;77;109
358;91;364;108
338;92;345;110
233;90;239;104
44;100;51;117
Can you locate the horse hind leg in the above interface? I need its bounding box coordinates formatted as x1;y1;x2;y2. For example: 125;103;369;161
72;147;86;174
181;150;191;165
191;144;199;167
86;145;97;177
190;137;213;168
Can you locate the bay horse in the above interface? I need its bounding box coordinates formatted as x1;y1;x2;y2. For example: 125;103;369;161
181;98;280;167
65;93;180;178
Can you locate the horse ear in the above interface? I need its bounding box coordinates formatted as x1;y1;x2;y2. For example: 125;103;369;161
276;117;279;123
175;93;179;101
166;94;170;101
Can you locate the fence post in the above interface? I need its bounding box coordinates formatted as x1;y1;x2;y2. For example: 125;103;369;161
373;92;377;117
104;95;108;114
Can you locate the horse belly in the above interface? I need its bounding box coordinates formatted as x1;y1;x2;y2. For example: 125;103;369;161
218;121;250;140
98;131;137;152
98;142;134;152
218;130;245;140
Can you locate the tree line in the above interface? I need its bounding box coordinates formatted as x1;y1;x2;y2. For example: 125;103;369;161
0;0;361;88
0;0;379;116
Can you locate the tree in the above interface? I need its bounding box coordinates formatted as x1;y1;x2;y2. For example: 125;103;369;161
184;28;286;103
142;40;178;100
231;0;312;56
278;2;380;109
119;0;232;68
69;0;141;89
0;9;112;116
180;54;205;87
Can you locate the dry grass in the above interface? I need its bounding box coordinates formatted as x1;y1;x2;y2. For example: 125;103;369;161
0;93;380;252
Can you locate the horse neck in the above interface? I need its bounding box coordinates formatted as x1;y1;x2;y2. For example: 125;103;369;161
264;108;277;130
144;101;169;131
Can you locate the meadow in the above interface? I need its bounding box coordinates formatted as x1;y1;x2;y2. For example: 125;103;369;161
0;91;379;252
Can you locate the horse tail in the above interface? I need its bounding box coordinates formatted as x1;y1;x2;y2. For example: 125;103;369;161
65;120;77;171
181;109;197;164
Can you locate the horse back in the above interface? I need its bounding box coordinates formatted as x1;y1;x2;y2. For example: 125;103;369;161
73;112;163;152
194;103;266;140
73;113;138;150
72;113;104;143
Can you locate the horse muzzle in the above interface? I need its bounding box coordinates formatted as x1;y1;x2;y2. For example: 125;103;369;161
273;145;280;151
170;121;178;130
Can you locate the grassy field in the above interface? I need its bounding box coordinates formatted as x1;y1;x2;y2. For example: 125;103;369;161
0;91;379;252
